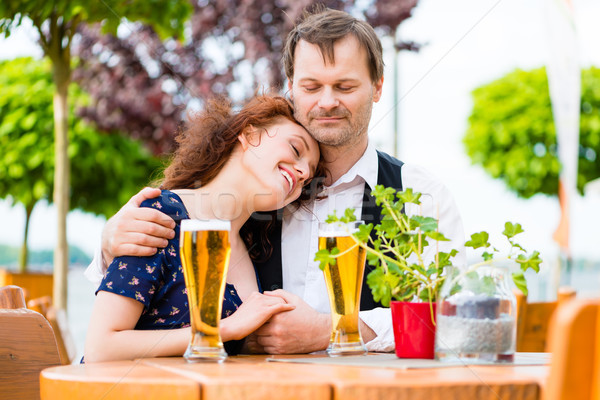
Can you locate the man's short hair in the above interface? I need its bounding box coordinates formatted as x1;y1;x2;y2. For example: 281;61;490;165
282;6;384;84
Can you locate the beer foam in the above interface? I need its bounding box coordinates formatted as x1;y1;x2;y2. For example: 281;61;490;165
318;222;362;237
181;219;231;231
318;230;353;237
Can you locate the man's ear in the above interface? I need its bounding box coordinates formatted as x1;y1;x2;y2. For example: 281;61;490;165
372;76;384;103
287;80;294;101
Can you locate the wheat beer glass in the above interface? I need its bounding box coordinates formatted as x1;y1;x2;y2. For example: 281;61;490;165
318;221;368;356
180;219;231;362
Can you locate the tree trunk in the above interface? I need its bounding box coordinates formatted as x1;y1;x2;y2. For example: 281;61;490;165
18;203;35;274
52;56;71;312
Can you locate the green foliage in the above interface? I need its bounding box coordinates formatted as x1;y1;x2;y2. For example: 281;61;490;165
0;57;162;218
464;222;543;295
0;1;191;40
315;187;544;307
464;67;600;198
315;186;455;306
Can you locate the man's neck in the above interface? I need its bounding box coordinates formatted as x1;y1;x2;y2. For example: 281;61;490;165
320;137;369;186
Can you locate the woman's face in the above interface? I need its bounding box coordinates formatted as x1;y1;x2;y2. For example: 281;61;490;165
241;118;320;211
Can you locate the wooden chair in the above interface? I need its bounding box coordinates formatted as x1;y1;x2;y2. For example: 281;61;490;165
0;285;62;400
544;298;600;400
515;286;576;352
28;296;77;365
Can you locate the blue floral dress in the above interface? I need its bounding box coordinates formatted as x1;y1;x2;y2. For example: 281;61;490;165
97;190;254;354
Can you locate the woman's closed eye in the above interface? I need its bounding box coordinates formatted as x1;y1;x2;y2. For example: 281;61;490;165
291;143;300;157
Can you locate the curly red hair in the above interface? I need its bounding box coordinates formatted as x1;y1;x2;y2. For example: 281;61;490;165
162;95;301;189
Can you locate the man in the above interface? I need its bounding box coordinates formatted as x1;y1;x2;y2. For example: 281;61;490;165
86;7;465;354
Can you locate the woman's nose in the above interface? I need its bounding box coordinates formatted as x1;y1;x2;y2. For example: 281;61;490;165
295;161;310;183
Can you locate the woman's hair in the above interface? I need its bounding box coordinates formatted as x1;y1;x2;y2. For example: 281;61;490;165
162;94;298;190
159;93;326;261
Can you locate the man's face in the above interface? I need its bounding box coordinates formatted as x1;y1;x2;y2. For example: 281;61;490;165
288;35;383;148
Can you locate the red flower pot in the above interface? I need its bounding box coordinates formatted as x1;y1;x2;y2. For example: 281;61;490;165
390;301;437;359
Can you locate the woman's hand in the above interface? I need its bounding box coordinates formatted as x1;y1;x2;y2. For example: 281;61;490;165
219;292;295;342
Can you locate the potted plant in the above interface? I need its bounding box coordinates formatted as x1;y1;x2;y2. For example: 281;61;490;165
315;185;542;360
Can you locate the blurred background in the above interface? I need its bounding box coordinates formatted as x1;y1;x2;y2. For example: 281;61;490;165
1;0;598;363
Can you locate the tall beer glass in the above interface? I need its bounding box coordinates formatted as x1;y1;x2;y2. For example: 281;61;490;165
318;221;368;356
180;219;231;362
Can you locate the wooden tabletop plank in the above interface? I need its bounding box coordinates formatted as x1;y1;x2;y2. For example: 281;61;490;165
140;357;331;400
40;361;199;400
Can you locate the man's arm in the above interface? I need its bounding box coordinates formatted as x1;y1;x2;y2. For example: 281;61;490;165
84;187;176;283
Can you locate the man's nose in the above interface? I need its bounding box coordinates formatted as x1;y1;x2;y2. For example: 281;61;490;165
317;88;339;110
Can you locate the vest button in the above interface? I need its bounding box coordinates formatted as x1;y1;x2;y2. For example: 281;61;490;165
270;284;280;291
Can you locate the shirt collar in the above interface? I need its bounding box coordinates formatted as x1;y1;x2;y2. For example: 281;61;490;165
328;140;378;191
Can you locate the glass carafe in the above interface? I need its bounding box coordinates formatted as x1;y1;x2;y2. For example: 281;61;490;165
435;262;517;363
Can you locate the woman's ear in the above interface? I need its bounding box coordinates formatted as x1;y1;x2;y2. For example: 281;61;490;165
238;132;250;150
239;125;260;149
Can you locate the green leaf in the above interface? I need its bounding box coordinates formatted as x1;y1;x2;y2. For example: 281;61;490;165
480;275;496;296
512;271;528;295
425;231;450;242
397;187;421;205
314;248;340;271
503;222;524;239
482;251;494;261
354;223;373;243
341;208;357;223
325;210;340;223
516;251;542;273
410;215;438;232
464;231;491;249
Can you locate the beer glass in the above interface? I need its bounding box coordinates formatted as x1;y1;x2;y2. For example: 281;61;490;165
180;219;231;362
318;221;368;356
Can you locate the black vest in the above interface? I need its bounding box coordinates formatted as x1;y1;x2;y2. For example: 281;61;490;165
252;150;404;310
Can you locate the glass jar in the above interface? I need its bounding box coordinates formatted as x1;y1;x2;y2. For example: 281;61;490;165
435;262;517;363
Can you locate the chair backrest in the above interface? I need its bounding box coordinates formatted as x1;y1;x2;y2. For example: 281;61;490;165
0;284;27;308
0;286;62;400
544;298;600;400
515;286;576;352
28;296;77;365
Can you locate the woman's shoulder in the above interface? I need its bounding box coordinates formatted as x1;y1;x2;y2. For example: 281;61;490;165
140;189;189;221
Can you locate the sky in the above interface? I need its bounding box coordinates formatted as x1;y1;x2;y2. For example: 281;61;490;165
0;0;599;271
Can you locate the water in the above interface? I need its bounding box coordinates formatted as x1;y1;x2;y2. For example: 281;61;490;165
67;267;96;363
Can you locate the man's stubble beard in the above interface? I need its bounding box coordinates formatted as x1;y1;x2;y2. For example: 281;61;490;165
294;97;374;149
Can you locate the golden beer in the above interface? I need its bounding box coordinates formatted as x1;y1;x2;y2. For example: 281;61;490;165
180;219;231;362
318;222;367;356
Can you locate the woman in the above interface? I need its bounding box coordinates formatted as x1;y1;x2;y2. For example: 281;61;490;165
84;95;321;362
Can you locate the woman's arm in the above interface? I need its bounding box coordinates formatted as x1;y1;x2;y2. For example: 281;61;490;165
84;291;189;363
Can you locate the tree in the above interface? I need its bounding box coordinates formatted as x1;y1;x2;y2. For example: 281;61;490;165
73;0;420;155
0;1;191;309
0;57;162;273
464;67;600;198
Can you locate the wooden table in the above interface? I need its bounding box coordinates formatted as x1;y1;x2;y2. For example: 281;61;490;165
40;353;549;400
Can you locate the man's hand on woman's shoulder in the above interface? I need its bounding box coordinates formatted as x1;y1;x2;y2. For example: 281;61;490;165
101;187;176;265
